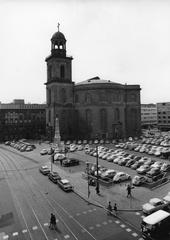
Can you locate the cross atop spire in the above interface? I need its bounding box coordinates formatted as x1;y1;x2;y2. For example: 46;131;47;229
57;22;60;32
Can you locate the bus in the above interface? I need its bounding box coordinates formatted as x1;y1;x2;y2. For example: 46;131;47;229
141;210;170;240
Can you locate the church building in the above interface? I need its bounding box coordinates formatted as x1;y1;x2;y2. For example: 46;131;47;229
45;26;141;141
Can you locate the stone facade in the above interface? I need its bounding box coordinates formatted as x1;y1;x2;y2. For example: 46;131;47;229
45;28;141;140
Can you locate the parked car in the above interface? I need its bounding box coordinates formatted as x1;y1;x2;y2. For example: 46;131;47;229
161;163;170;172
136;165;150;174
39;165;50;175
40;149;48;155
132;175;147;186
54;153;66;161
62;158;79;167
146;168;161;177
142;198;165;215
100;169;117;180
48;171;61;183
57;179;73;192
113;172;131;183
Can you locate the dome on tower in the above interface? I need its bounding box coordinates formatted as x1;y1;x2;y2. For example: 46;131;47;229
51;31;66;43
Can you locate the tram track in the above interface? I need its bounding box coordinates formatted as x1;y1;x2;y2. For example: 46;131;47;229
0;149;98;240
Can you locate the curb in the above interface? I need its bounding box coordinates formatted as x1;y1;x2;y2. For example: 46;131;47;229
73;188;141;234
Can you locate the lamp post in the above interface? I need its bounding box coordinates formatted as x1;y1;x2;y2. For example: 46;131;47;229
94;137;100;195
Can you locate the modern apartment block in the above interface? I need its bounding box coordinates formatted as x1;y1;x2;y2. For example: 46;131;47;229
157;102;170;131
141;104;157;128
0;99;46;141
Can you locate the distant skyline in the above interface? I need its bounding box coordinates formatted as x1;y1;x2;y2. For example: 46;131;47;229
1;0;170;104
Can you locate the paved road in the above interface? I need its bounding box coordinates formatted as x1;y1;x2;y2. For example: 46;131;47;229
0;144;144;240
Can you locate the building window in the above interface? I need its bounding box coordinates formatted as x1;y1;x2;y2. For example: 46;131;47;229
85;93;91;104
75;94;79;103
48;89;51;105
60;65;65;79
61;88;66;103
48;65;52;80
100;108;107;131
114;108;120;122
48;110;51;122
85;109;92;126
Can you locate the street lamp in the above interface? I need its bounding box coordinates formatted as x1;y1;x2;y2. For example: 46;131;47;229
94;137;100;195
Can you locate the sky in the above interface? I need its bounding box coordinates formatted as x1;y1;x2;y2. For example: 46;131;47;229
1;0;170;104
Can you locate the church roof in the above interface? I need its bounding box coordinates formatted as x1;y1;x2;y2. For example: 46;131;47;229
76;76;122;86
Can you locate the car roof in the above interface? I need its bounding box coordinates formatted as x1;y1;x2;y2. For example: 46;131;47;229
149;198;163;205
42;165;48;168
143;210;170;225
61;179;69;184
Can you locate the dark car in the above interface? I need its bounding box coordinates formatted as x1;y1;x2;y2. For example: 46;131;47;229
62;158;79;167
48;171;61;183
125;159;135;167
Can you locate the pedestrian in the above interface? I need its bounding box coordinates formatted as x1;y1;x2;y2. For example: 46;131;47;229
60;159;62;166
126;184;132;198
49;213;57;230
113;203;117;216
107;201;112;215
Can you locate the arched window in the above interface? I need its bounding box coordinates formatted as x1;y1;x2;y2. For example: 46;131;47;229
85;109;92;126
48;65;52;80
48;89;51;105
115;108;120;122
60;65;65;79
100;108;107;131
85;93;91;104
48;110;51;122
61;88;66;103
75;94;79;103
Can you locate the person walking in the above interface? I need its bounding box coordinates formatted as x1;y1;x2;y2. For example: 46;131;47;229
113;203;117;216
126;184;132;198
107;201;112;215
49;213;57;230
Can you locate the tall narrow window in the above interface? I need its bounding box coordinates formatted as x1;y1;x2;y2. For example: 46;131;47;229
61;88;66;103
75;94;79;103
60;65;65;79
85;93;91;104
100;108;107;131
48;65;52;80
85;109;92;126
48;89;51;105
48;110;51;122
115;108;120;122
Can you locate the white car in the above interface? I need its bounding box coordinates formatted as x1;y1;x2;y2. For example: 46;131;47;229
40;149;48;155
54;153;66;161
113;172;131;183
100;169;117;180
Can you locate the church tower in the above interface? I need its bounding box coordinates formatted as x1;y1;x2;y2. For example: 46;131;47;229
45;24;74;140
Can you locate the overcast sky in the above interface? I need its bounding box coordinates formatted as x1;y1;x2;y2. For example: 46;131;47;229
1;0;170;104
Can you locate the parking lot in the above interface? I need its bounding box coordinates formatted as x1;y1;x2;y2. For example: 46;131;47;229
3;133;170;215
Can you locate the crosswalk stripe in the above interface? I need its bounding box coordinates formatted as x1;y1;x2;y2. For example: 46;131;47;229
64;235;70;239
3;236;9;239
12;232;18;236
132;232;138;237
32;226;38;230
102;221;107;225
120;224;125;228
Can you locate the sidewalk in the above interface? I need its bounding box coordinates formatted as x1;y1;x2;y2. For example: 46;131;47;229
49;161;148;212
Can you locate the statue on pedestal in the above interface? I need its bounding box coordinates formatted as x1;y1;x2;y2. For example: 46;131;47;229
53;116;61;148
